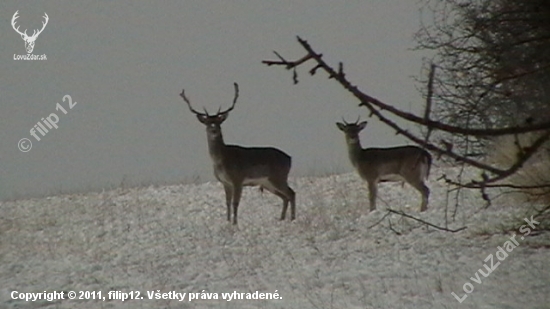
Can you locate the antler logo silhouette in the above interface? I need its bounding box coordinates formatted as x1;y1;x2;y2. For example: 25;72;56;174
11;11;49;54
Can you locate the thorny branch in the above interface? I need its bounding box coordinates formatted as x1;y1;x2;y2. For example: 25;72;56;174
261;36;550;189
262;37;550;136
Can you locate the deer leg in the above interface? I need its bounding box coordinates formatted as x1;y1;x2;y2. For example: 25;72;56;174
280;194;288;221
420;183;429;212
262;181;296;221
231;185;243;225
288;186;296;220
409;180;430;212
262;184;288;220
275;182;296;220
277;186;296;221
223;185;232;222
367;181;378;211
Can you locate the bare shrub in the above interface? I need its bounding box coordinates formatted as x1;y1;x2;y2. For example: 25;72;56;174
488;133;550;202
487;132;550;230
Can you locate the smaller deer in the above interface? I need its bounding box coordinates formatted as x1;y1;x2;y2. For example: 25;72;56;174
181;83;296;225
336;118;432;212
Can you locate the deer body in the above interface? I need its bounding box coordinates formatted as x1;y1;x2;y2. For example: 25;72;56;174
209;145;291;186
337;120;431;212
181;83;295;225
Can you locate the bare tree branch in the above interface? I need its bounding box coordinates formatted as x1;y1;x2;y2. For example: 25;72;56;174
387;209;467;233
261;36;550;184
262;36;550;137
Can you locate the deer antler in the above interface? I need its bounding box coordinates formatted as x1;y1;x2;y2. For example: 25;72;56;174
29;13;49;39
181;83;240;117
11;11;27;37
342;117;348;125
180;89;209;117
217;82;239;116
342;115;362;125
11;11;48;39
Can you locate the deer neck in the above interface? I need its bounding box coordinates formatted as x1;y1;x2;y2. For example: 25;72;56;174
346;139;363;167
206;133;227;162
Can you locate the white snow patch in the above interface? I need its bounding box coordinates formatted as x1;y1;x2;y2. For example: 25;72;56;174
1;166;548;308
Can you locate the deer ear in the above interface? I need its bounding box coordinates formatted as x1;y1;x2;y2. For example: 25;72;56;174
358;121;368;130
336;122;345;131
196;114;208;124
217;113;228;122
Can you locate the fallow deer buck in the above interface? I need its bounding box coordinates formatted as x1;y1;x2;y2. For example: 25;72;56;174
336;118;432;212
180;83;296;225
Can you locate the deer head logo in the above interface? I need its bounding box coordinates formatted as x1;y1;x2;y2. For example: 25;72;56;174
11;11;49;54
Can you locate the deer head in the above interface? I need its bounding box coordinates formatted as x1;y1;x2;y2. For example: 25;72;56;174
180;83;239;141
336;116;367;145
12;11;49;54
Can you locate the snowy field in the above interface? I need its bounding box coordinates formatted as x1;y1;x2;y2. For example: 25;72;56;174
1;166;549;308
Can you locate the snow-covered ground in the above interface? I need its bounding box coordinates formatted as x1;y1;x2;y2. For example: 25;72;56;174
1;166;549;308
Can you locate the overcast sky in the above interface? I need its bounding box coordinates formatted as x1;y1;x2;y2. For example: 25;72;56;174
0;1;428;201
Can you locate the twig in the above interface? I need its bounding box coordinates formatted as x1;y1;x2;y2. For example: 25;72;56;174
262;52;315;69
423;63;435;144
387;217;402;235
425;63;435;121
387;208;467;233
366;211;391;229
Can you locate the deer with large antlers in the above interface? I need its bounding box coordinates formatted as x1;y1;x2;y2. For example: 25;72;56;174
180;83;296;225
336;118;432;212
11;11;49;54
